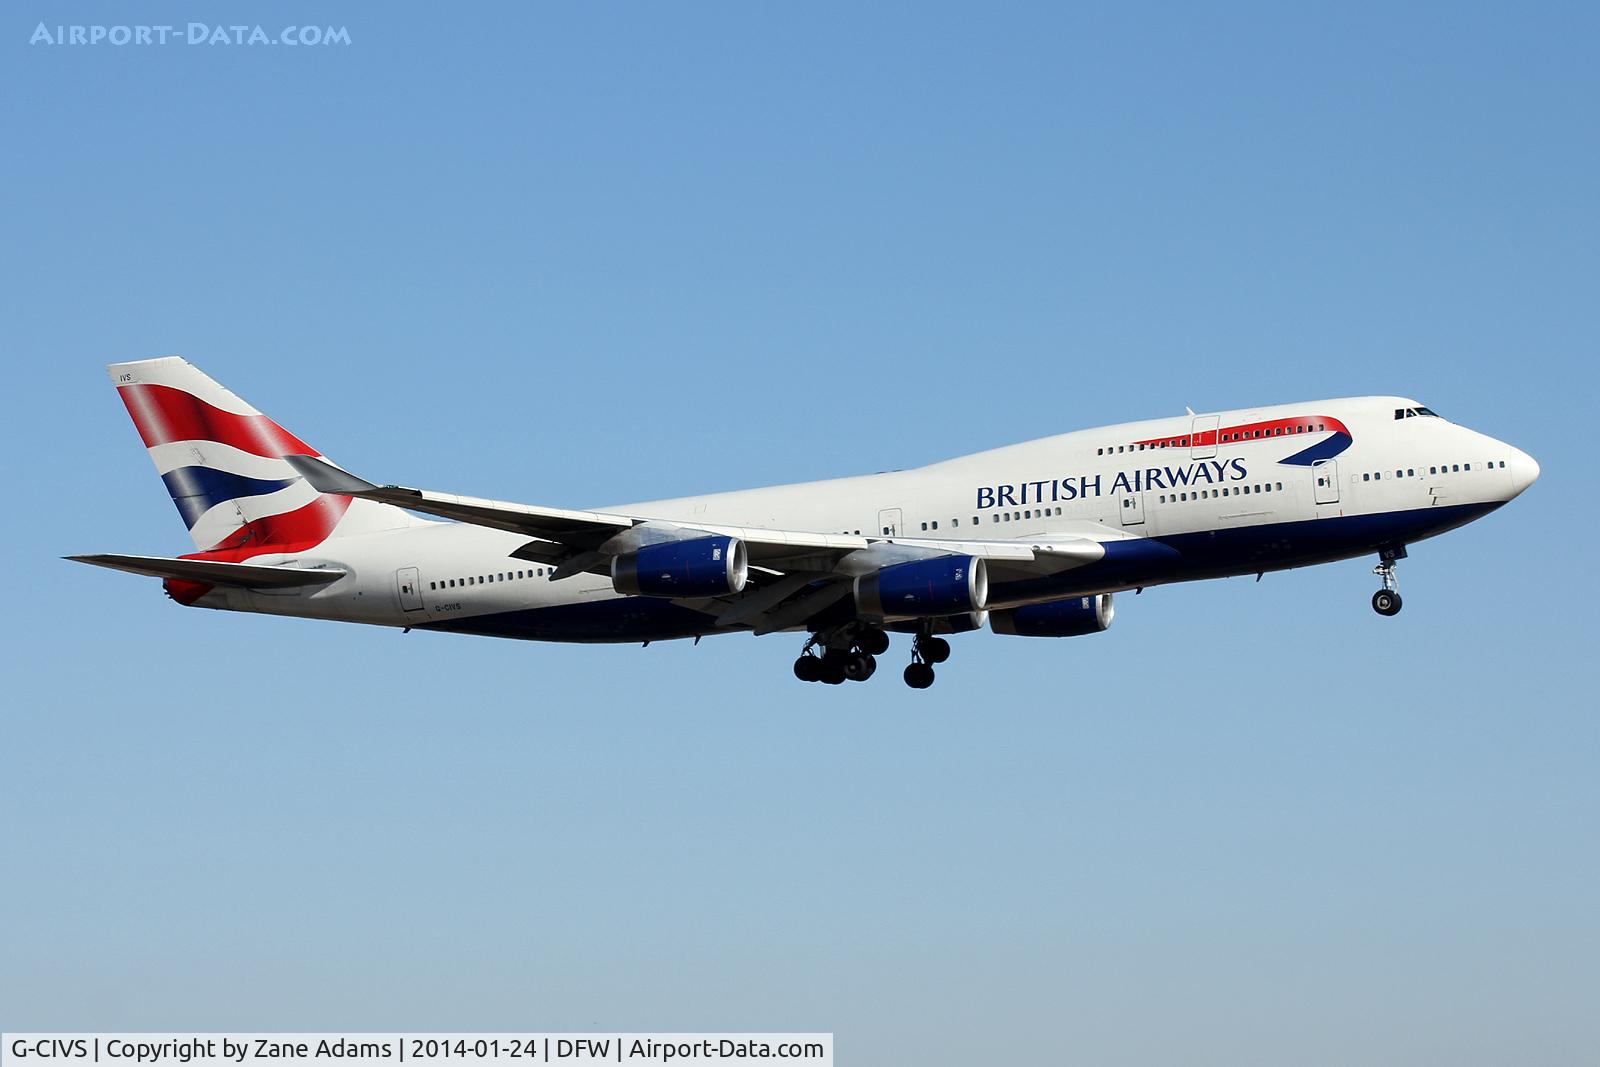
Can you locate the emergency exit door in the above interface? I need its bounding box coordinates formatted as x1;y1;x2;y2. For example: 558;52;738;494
877;508;903;537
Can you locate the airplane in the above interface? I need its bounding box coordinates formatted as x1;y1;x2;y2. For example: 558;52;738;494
72;357;1539;688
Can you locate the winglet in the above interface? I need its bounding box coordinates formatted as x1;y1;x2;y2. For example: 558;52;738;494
284;454;381;496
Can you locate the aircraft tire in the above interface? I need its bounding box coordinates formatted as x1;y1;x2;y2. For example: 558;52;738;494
845;652;876;682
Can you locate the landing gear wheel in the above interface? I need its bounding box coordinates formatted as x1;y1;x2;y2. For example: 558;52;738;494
793;655;822;682
919;636;951;664
858;629;891;656
844;652;877;682
904;662;935;689
1372;548;1405;617
819;649;849;685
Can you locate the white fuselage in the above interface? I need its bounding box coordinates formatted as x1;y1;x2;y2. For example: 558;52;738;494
185;395;1538;643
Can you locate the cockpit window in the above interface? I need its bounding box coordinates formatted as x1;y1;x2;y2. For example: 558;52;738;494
1395;406;1441;419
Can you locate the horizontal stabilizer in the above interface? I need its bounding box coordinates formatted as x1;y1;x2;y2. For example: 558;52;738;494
66;553;347;588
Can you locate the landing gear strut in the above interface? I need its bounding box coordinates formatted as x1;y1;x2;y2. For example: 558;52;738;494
1372;545;1405;617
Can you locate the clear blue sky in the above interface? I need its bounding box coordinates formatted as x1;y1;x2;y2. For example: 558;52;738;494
4;2;1597;1062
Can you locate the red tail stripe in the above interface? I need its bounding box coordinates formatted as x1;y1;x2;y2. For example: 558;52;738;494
118;383;320;459
185;494;353;561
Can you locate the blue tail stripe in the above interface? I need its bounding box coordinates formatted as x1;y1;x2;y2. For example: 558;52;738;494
160;466;299;527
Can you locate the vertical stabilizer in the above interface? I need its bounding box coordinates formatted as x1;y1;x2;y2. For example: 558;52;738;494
108;357;423;555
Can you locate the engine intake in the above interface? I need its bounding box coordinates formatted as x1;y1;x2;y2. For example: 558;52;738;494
989;593;1114;637
612;535;748;598
856;556;987;619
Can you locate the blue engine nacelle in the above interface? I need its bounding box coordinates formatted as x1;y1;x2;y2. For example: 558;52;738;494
988;593;1114;637
855;555;987;619
612;535;748;598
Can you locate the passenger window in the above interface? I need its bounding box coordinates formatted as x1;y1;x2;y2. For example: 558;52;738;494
1452;464;1460;472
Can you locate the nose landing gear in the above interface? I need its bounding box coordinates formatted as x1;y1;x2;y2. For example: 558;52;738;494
1372;546;1405;616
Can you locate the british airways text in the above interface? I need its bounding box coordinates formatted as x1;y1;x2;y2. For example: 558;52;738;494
976;458;1249;508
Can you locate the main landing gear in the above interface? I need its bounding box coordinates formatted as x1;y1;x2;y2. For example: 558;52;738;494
1372;545;1406;617
793;625;889;686
792;625;954;688
903;632;949;690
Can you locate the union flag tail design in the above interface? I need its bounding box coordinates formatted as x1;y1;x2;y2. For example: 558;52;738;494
110;357;420;557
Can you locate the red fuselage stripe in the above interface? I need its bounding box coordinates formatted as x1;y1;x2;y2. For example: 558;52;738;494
1133;415;1351;450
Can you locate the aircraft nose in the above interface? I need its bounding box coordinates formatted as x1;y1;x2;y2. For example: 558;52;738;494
1507;447;1540;497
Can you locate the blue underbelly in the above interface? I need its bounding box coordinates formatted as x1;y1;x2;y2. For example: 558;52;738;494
420;502;1502;644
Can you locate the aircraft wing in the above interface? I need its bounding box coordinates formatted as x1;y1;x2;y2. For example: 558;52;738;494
67;553;347;588
284;455;1106;624
289;453;1103;567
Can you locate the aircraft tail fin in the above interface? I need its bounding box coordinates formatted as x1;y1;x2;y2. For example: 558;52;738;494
108;357;423;555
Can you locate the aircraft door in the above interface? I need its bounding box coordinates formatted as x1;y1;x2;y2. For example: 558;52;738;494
1312;459;1340;505
1190;415;1220;459
396;566;424;612
1119;492;1145;526
877;508;903;537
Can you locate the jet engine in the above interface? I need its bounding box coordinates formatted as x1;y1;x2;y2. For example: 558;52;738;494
988;593;1114;637
855;556;987;619
612;535;748;598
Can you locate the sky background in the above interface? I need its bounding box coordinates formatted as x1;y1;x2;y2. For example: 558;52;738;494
3;2;1597;1062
